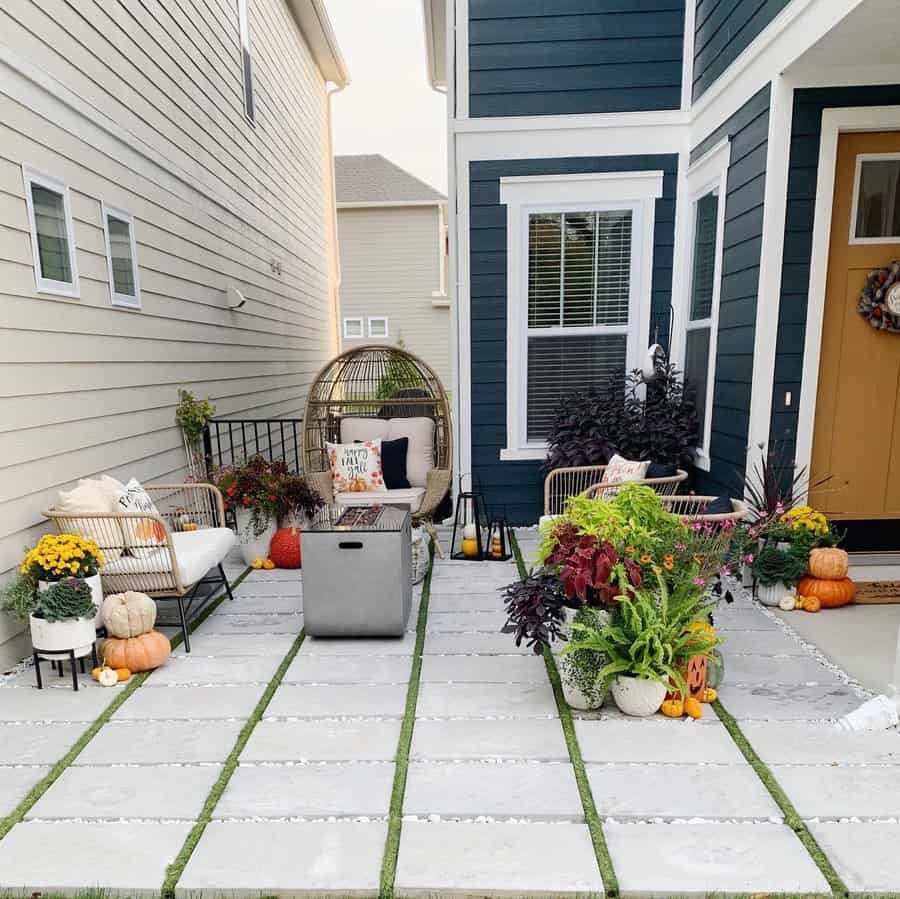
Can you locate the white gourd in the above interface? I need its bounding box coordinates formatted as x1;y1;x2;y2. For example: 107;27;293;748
778;595;796;611
102;591;157;638
97;666;118;687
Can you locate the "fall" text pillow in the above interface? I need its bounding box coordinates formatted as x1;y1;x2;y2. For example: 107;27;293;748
326;440;384;493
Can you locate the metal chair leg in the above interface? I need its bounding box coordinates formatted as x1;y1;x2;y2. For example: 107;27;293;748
177;595;190;653
219;564;235;601
33;652;43;690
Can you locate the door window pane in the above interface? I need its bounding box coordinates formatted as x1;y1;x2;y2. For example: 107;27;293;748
31;183;72;284
690;192;718;320
107;215;136;296
855;158;900;239
684;327;711;431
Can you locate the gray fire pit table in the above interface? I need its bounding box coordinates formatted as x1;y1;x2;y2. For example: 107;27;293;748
302;504;413;637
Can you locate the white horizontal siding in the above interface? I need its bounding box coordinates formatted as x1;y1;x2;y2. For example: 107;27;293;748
337;206;450;386
0;0;340;668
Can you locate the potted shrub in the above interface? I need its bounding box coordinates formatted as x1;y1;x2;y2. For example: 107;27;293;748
752;543;808;606
28;577;97;660
21;534;105;626
175;388;216;481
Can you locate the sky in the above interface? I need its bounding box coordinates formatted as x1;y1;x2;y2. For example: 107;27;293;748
326;0;448;194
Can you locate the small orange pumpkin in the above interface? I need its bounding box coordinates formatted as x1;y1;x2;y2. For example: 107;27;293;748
103;631;171;672
807;548;849;580
796;575;855;609
683;697;703;719
661;698;684;718
802;595;821;613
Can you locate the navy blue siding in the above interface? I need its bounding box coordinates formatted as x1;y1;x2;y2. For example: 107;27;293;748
693;0;789;101
469;0;684;118
770;85;900;459
690;85;771;496
469;154;678;524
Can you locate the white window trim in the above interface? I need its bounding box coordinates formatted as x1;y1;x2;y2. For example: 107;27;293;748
343;317;363;339
676;138;731;472
499;171;664;461
22;167;80;298
368;316;389;338
848;152;900;245
101;203;141;309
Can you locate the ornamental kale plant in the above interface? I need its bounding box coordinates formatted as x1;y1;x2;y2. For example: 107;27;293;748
35;577;96;622
544;365;699;472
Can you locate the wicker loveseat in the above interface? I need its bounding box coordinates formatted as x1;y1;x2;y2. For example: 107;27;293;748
44;482;234;651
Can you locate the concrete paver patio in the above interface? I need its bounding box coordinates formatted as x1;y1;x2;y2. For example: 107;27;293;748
0;537;898;896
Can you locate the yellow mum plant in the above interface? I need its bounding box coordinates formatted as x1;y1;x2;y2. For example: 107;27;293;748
21;533;105;582
780;505;829;537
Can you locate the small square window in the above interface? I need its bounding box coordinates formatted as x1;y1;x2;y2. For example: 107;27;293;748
23;168;79;297
343;317;363;339
103;205;141;309
368;317;389;338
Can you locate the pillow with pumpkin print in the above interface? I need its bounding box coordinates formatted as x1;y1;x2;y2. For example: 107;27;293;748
116;477;168;558
326;440;384;493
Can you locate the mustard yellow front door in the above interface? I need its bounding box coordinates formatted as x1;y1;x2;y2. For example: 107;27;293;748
809;131;900;520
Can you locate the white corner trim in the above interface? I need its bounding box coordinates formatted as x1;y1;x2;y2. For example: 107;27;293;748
745;76;794;480
101;203;142;310
21;166;80;299
499;170;662;459
794;104;900;483
454;0;468;119
680;0;696;112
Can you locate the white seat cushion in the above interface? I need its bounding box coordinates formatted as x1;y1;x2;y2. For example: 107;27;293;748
334;487;425;514
101;527;235;592
340;417;435;487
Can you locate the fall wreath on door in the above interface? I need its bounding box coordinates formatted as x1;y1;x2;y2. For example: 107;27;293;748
859;261;900;333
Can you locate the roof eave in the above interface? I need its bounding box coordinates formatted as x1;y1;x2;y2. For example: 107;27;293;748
288;0;350;88
422;0;446;90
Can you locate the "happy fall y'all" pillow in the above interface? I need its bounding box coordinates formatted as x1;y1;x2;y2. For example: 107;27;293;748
326;440;384;493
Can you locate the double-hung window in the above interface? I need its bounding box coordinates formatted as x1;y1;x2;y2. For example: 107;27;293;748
23;168;79;297
500;172;663;460
102;205;141;309
238;0;255;122
679;140;730;469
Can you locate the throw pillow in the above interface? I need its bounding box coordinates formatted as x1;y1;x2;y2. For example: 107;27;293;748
646;461;678;480
357;436;409;490
116;478;167;558
327;440;385;493
703;495;734;516
604;454;650;485
56;478;125;562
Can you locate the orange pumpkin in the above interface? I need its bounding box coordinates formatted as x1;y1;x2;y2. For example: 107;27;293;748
796;575;856;609
103;631;171;672
270;527;302;569
807;548;849;580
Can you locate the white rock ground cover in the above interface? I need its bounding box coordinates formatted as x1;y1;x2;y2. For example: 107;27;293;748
0;541;896;896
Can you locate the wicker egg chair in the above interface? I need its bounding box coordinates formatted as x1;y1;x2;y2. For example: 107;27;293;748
302;344;453;554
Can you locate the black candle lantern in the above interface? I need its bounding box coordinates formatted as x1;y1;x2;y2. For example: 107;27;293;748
450;490;489;561
486;516;512;562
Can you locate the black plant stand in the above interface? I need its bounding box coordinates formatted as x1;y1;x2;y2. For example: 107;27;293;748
33;643;98;691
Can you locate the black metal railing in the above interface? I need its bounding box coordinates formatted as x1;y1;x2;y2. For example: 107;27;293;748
203;417;303;473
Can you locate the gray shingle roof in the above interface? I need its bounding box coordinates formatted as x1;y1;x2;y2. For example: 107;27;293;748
335;155;445;205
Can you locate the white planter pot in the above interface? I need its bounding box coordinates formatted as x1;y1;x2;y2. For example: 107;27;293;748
29;613;96;660
757;581;791;607
39;573;103;628
611;675;667;717
234;509;277;565
559;657;605;711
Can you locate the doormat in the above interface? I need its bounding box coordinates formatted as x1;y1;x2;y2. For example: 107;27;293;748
855;581;900;604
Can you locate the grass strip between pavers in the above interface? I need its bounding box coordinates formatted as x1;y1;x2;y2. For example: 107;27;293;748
0;568;251;843
161;625;307;897
712;699;849;897
378;547;434;899
509;531;620;898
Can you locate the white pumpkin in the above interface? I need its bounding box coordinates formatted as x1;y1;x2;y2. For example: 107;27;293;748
102;590;157;638
97;666;118;687
778;595;796;612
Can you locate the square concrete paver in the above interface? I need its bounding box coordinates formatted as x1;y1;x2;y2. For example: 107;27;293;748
173;633;295;657
26;763;221;820
713;608;780;630
215;762;395;818
283;653;412;684
301;635;417;656
0;766;49;816
426;611;508;632
177;820;387;897
113;685;263;720
720;630;807;655
242;718;402;761
224;594;303;614
0;820;193;895
0;686;113;722
0;722;85;765
411;718;568;761
395;821;603;897
585;763;781;820
716;683;862;720
404;761;582;819
75;719;244;765
724;652;841;685
417;682;557;718
575;719;744;764
774;764;900;818
421;653;547;683
197;613;303;635
740;720;900;765
428;591;509;612
425;632;533;655
265;683;408;718
810;821;900;892
606;821;829;895
145;654;281;686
